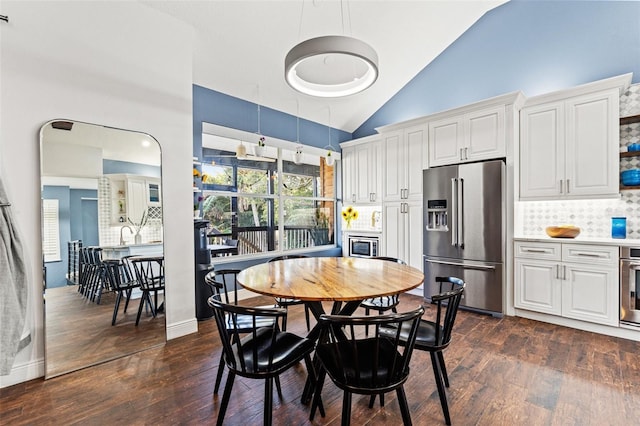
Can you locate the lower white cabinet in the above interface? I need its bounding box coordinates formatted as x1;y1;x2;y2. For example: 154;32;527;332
382;200;423;269
514;241;619;327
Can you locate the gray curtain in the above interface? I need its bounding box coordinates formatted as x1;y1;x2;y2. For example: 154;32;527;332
0;177;30;375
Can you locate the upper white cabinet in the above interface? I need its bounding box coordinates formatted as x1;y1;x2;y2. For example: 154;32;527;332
519;74;632;200
426;92;523;168
108;174;161;225
381;124;426;202
429;105;506;167
341;135;381;204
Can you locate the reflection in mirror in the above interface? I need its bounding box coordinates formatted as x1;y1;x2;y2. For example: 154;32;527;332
40;120;164;378
199;130;335;258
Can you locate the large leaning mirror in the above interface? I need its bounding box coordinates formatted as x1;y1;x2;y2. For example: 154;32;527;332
40;119;165;378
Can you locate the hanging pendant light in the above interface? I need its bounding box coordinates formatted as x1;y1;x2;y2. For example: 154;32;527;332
236;141;247;159
325;147;335;167
294;145;304;165
285;1;378;97
293;110;303;165
324;106;335;167
255;101;265;157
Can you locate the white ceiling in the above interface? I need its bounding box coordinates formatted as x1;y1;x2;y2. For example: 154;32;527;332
142;0;507;133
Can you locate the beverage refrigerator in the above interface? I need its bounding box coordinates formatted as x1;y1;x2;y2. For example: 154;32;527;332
423;159;504;316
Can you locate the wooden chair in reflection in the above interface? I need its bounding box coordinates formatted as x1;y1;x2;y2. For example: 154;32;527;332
79;247;108;304
129;256;165;326
102;257;141;325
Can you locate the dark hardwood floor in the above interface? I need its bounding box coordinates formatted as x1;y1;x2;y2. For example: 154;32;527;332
3;293;640;425
44;285;165;378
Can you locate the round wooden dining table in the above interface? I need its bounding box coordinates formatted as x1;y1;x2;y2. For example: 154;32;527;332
238;255;423;300
237;256;424;405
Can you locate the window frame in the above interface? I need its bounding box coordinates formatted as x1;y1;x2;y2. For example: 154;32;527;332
200;146;336;259
42;198;61;263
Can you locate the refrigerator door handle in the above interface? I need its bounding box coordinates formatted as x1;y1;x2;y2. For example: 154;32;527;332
458;178;464;249
451;178;457;247
425;258;496;270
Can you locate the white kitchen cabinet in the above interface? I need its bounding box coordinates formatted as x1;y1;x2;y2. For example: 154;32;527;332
515;257;562;315
341;136;381;204
514;241;619;327
127;177;148;225
520;87;621;200
428;104;505;167
381;124;426;202
382;199;422;269
108;174;161;225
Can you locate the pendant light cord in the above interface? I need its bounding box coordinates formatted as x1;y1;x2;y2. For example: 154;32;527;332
296;100;300;143
297;0;305;41
257;85;261;135
341;0;352;36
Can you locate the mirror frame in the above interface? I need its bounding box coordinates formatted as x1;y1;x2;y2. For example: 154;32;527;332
40;119;165;378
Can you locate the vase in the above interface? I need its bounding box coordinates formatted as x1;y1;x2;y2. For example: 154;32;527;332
134;233;142;244
254;146;264;157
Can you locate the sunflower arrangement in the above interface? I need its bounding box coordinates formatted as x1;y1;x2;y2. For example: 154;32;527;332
341;206;359;229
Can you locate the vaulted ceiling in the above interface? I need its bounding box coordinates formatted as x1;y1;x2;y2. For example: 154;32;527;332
143;1;506;133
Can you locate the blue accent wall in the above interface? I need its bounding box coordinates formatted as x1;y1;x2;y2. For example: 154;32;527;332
193;85;352;160
103;159;161;177
43;187;99;288
42;186;71;288
69;189;97;241
354;0;640;138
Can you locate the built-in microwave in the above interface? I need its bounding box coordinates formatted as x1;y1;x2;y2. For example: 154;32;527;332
347;235;379;258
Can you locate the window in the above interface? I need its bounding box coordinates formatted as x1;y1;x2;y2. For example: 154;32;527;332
42;199;61;262
200;144;335;257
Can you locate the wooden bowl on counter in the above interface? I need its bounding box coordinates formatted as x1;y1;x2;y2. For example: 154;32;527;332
545;225;581;238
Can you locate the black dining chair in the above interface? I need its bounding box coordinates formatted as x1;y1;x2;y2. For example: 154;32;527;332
102;257;140;326
208;294;316;426
310;306;425;426
378;276;466;426
204;269;278;394
267;255;311;332
359;256;405;335
129;256;165;326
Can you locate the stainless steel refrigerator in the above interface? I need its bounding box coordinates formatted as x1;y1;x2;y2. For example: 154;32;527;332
423;159;504;316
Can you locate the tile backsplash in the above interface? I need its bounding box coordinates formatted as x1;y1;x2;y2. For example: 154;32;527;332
517;82;640;239
97;177;163;246
341;205;382;232
517;194;640;239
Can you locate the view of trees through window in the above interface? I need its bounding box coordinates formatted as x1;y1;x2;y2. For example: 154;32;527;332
198;145;335;256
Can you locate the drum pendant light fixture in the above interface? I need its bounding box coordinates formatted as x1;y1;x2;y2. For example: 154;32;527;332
285;35;378;97
285;0;378;97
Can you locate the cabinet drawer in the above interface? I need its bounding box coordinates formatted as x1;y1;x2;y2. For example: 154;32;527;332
514;241;561;260
561;244;619;266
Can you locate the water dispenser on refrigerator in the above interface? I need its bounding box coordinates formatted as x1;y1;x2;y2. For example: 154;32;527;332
426;199;448;232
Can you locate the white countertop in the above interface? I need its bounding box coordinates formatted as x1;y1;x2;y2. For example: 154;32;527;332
101;242;163;249
514;235;640;247
342;229;382;235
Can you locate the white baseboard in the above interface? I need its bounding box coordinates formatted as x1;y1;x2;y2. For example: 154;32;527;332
166;318;198;340
0;358;44;389
515;308;640;342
